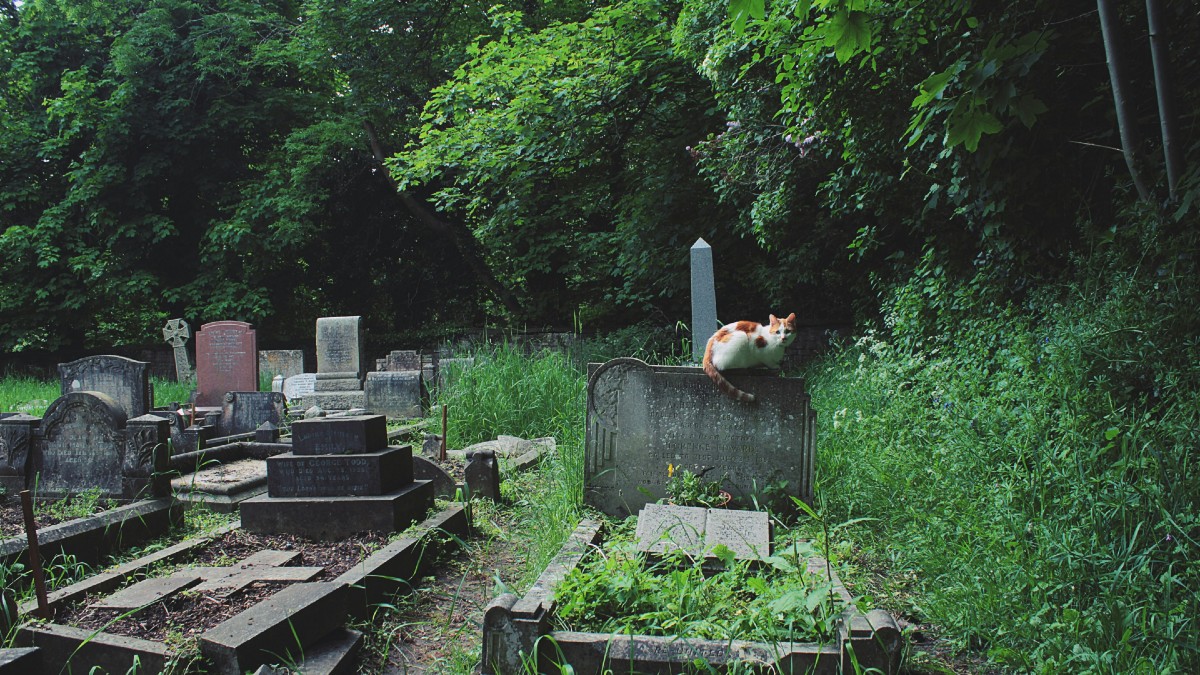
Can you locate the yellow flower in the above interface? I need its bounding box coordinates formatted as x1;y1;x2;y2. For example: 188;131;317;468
667;463;675;477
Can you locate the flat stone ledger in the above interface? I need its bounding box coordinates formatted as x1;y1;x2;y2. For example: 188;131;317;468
267;446;414;497
31;393;170;500
218;391;286;436
290;414;388;455
364;371;423;419
239;480;433;540
585;358;816;518
635;504;771;561
195;321;258;407
58;355;151;418
315;316;364;390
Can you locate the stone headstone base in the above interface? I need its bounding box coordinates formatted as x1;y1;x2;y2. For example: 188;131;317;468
239;480;433;540
266;446;414;497
299;391;366;412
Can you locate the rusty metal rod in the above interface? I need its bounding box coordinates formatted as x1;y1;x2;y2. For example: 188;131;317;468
19;490;50;619
440;404;448;462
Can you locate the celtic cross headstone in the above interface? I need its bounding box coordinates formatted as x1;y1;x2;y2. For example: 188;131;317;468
163;318;194;383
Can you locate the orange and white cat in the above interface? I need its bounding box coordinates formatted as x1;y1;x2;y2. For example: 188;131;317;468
702;313;797;403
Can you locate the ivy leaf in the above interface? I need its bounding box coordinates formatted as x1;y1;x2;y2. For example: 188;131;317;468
1012;94;1048;128
826;10;873;64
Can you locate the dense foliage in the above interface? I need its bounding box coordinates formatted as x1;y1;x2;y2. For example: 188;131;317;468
1;0;1197;669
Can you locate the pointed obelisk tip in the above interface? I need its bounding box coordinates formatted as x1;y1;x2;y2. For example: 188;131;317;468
692;237;710;249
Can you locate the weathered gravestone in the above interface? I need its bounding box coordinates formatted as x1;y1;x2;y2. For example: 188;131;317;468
282;373;317;402
162;318;194;383
259;350;305;383
29;392;170;500
195;321;258;407
584;358;815;518
0;414;38;494
240;414;432;540
59;355;152;418
383;350;420;372
218;391;287;437
690;238;718;363
364;371;423;419
315;316;364;391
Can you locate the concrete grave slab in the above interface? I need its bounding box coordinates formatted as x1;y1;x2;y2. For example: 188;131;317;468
91;575;201;610
635;504;771;561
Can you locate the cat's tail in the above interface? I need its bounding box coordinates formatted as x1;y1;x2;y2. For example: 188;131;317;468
702;334;756;403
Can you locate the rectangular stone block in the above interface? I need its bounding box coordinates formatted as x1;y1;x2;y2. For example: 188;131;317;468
585;359;815;518
364;371;423;419
290;414;388;455
196;321;258;407
635;504;771;561
200;582;347;674
20;622;171;675
239;481;432;541
266;446;413;497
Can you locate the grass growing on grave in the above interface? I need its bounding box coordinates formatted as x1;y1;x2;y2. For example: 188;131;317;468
804;256;1200;672
553;517;846;644
0;375;57;415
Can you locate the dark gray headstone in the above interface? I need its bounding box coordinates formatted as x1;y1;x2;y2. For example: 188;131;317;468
364;371;423;419
690;238;718;363
385;350;420;372
411;455;456;498
195;321;258;407
289;414;388;455
584;358;815;518
464;449;500;501
267;446;413;497
315;316;364;391
218;391;286;437
0;414;38;494
58;355;151;418
256;421;280;443
258;350;304;383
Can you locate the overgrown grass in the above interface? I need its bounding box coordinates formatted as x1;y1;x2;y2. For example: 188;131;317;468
807;242;1200;672
0;375;194;415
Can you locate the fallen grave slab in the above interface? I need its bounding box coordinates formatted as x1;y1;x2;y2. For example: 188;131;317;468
635;504;772;561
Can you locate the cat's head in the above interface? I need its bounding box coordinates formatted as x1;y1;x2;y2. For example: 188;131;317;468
769;313;798;345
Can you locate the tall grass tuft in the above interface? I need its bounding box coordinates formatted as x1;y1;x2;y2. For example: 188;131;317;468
0;376;57;416
806;244;1200;672
433;342;587;583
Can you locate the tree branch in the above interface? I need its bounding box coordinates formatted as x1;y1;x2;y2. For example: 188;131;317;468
362;120;522;317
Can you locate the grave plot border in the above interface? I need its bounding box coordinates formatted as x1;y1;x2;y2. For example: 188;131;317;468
482;520;903;675
0;498;184;575
14;505;468;674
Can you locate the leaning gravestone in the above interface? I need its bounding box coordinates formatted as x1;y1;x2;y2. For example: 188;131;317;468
59;355;152;419
30;392;170;500
195;321;258;407
584;358;815;518
282;373;317;402
0;414;38;494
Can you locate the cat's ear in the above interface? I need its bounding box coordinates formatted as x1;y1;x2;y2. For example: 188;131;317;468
769;314;778;326
786;313;796;324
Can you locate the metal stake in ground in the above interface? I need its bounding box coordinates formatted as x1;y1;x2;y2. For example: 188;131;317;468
19;490;50;619
440;404;448;462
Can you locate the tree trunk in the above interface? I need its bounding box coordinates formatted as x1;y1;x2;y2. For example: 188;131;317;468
361;120;522;317
1145;0;1183;201
1096;0;1152;203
